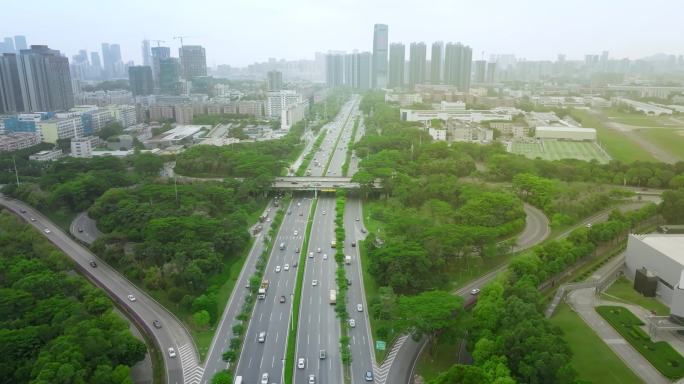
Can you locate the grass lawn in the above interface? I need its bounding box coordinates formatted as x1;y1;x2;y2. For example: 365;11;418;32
603;277;670;316
510;139;611;163
636;128;684;162
415;341;463;382
603;108;679;128
570;109;656;163
597;306;684;379
550;303;643;384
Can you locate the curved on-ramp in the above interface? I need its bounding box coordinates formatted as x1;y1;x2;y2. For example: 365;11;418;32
0;197;200;384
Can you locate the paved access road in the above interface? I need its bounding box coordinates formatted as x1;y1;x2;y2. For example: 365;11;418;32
234;196;313;383
384;197;662;384
0;197;198;384
200;200;281;383
70;211;102;244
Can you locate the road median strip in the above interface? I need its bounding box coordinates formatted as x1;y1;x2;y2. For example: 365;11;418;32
212;196;290;382
284;197;318;384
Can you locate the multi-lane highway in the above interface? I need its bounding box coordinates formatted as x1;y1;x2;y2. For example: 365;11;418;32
293;96;362;384
200;199;281;383
0;197;200;384
233;96;361;384
234;196;313;383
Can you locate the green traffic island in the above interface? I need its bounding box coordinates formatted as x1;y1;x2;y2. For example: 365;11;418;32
335;192;353;382
596;306;684;380
296;128;328;176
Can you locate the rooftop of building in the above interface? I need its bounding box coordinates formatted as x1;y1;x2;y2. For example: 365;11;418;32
536;126;596;133
637;234;684;265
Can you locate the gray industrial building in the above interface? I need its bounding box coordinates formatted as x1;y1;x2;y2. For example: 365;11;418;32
625;234;684;318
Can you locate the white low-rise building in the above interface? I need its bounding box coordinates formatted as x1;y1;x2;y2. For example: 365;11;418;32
625;234;684;318
384;92;423;106
29;149;63;161
535;126;597;141
613;97;673;116
71;136;100;158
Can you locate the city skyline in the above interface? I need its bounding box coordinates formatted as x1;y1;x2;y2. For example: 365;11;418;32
2;0;684;67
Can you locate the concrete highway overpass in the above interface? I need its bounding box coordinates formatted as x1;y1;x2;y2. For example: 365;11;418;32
273;176;380;191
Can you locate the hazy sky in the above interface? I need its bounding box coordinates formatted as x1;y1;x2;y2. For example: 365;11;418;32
3;0;683;66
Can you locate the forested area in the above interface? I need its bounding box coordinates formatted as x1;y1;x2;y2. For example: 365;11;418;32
448;203;659;384
88;180;261;328
2;154;164;214
174;119;306;178
0;211;145;384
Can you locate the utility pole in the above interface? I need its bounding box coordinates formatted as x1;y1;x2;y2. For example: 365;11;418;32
12;156;19;185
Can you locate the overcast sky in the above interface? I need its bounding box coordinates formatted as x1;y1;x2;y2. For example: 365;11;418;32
3;0;683;67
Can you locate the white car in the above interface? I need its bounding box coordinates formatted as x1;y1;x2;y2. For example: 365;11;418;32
317;247;322;253
322;210;326;215
323;253;328;260
309;374;316;384
261;373;269;384
44;228;51;234
312;279;318;286
294;230;299;236
284;264;290;271
297;357;305;369
357;304;363;312
127;295;136;302
470;288;481;295
168;347;176;358
297;202;301;207
309;251;314;258
275;265;281;273
349;319;356;327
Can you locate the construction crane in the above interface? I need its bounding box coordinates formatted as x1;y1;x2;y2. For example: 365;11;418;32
173;36;192;48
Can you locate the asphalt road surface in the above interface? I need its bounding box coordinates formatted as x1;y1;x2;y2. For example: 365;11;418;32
200;200;281;383
234;196;313;383
70;211;103;244
0;196;198;384
384;197;661;384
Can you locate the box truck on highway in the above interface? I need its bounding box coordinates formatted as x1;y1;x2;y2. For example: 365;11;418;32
329;290;336;305
345;255;352;265
258;279;269;299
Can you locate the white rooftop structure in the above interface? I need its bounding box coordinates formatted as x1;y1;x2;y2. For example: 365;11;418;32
535;126;597;141
641;235;684;266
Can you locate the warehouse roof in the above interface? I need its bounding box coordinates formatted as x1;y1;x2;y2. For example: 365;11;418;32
536;126;596;133
640;234;684;266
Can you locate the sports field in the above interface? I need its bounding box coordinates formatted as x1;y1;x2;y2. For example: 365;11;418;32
511;139;612;163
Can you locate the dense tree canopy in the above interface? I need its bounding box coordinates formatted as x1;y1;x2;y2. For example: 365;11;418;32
0;211;145;384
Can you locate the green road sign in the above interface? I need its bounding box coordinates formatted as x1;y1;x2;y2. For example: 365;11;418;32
376;340;386;351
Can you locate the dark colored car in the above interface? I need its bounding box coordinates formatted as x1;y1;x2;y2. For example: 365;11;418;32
89;260;97;267
279;295;286;303
77;227;84;232
153;320;162;329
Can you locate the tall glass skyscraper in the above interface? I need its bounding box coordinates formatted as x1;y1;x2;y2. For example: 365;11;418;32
388;43;405;88
372;24;388;89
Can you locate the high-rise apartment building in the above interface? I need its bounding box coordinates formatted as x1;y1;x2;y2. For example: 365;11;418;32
141;40;151;67
372;24;388;89
179;45;207;79
90;52;102;78
0;53;24;113
326;53;344;88
14;45;74;112
159;58;181;95
2;38;15;54
344;53;356;88
151;46;171;88
444;42;472;91
388;43;405;88
14;36;27;51
129;66;154;96
409;42;426;88
431;41;443;84
101;43;123;79
267;70;283;91
356;52;372;90
474;60;486;83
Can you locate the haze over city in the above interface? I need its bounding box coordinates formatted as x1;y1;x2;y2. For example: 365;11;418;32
3;2;684;384
3;0;684;66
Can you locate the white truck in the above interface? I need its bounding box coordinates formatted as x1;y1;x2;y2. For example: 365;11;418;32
345;255;352;265
258;279;269;299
